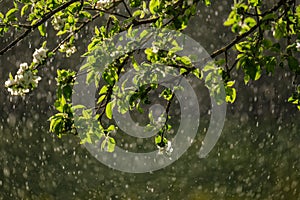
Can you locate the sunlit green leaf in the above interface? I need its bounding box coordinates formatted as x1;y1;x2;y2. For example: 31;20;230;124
107;137;116;152
38;24;46;36
106;101;113;119
149;0;160;14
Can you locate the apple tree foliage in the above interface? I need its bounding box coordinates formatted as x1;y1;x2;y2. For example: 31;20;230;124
1;0;300;152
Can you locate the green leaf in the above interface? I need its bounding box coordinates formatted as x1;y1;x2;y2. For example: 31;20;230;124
38;24;46;36
155;135;162;144
60;95;67;106
248;0;261;7
97;95;106;104
235;41;250;52
273;19;286;39
67;15;74;24
106;101;113;119
72;104;86;110
224;11;236;26
107;125;115;132
101;85;109;96
176;56;192;66
49;116;60;132
180;68;188;74
155;135;167;146
130;0;142;7
101;137;116;152
5;8;18;21
168;46;183;55
225;86;236;103
226;81;235;87
48;52;55;58
149;0;160;14
192;68;202;79
132;56;140;71
287;56;299;72
265;57;276;74
42;41;47;48
101;139;107;151
54;100;62;112
139;29;148;40
127;24;134;38
107;137;116;152
203;0;211;6
262;13;276;21
95;26;100;35
82;109;92;119
21;4;29;17
244;74;250;84
79;11;92;19
244;17;256;28
133;10;142;17
9;72;13;80
288;96;295;103
86;70;95;84
245;64;261;81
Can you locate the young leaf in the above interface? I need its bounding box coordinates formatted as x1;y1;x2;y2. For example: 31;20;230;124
106;101;113;119
107;137;116;152
149;0;159;14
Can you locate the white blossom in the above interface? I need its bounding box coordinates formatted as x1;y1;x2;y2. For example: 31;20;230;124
59;44;66;51
33;47;48;64
157;140;173;156
66;46;77;57
296;42;300;51
7;88;19;96
110;51;119;57
238;21;247;30
96;0;111;9
157;146;164;155
60;43;77;57
5;79;16;87
17;62;29;75
165;141;173;155
52;15;65;31
5;62;42;96
152;46;159;54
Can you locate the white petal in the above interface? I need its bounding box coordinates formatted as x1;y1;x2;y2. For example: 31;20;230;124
20;62;28;70
5;79;15;87
23;88;30;93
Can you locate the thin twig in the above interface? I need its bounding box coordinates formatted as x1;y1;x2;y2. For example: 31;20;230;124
52;13;101;53
0;0;80;55
34;12;101;70
229;58;239;72
225;50;229;72
0;23;32;28
132;17;159;26
97;54;131;124
122;0;132;17
255;6;263;41
210;0;287;59
84;7;129;19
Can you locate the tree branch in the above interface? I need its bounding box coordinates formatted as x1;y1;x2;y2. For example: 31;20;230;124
0;23;32;28
33;12;102;71
0;0;80;56
97;54;131;124
52;13;101;53
83;7;129;19
210;0;287;59
122;0;132;17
